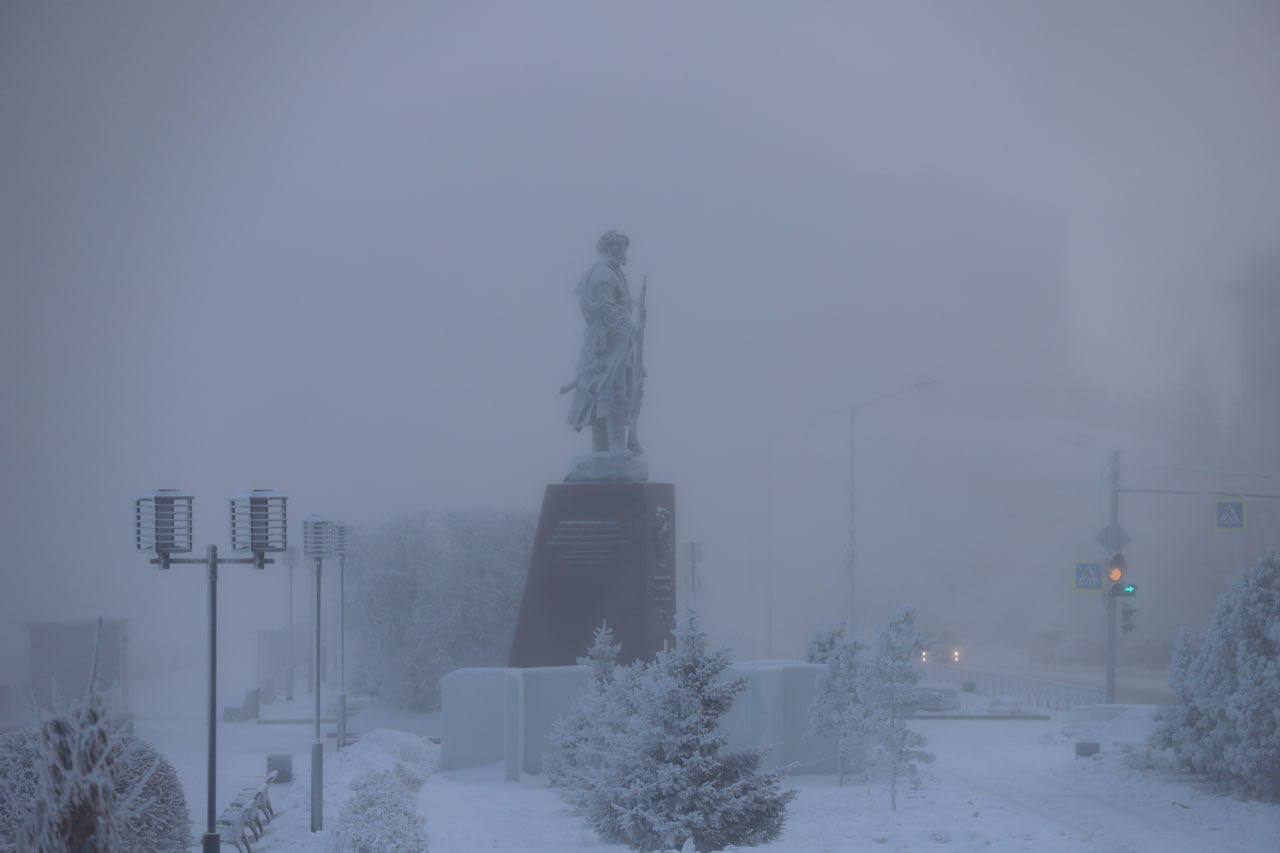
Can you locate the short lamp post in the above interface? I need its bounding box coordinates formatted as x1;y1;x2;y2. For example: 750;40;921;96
134;488;286;853
302;514;335;832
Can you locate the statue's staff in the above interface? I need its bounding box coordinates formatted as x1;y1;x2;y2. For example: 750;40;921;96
635;275;648;388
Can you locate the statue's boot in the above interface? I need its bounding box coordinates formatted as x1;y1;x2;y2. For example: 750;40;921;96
627;425;644;456
607;410;629;455
591;418;609;453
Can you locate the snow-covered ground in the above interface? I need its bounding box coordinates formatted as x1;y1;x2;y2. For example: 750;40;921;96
244;704;1277;852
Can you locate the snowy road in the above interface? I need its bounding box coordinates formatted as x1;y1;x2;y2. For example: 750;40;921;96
924;715;1270;853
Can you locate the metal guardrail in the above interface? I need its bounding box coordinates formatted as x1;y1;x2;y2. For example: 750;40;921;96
922;663;1104;711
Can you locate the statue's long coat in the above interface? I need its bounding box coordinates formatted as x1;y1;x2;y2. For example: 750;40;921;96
568;259;640;431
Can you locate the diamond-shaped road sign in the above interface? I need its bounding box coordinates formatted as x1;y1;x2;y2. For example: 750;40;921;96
1075;562;1103;592
1216;500;1246;530
1097;523;1130;554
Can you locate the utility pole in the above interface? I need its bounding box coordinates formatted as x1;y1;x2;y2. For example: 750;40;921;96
1106;450;1120;704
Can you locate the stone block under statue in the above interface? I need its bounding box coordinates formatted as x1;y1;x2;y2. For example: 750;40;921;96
508;481;675;668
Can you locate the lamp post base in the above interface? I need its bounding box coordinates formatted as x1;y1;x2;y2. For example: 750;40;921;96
310;740;324;831
201;831;221;852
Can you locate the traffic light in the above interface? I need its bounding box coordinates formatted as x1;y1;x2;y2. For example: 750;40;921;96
1121;602;1137;634
1107;553;1127;584
1119;583;1136;596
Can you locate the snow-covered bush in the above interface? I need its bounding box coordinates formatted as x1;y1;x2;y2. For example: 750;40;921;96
0;721;191;853
347;508;534;710
861;608;933;811
805;626;867;784
328;769;427;853
550;613;794;852
1;624;191;853
1153;553;1280;800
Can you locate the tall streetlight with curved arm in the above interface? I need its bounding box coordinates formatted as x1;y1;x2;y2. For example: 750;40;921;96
817;379;937;635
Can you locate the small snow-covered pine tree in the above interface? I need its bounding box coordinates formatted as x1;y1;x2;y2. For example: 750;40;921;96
860;608;932;811
550;612;795;852
546;622;623;795
1153;553;1280;800
805;625;866;785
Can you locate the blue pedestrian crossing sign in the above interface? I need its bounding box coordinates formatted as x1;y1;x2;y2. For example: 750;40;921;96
1216;500;1246;530
1075;562;1103;592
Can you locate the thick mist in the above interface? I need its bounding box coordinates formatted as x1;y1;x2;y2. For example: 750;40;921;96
3;0;1279;694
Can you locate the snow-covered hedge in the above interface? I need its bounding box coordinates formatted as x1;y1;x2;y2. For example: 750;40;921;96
327;729;431;852
0;725;191;853
550;616;794;852
328;768;428;853
1153;553;1280;800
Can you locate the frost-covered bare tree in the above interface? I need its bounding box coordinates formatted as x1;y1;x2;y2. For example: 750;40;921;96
1153;553;1280;800
805;624;867;785
860;608;933;811
347;508;534;710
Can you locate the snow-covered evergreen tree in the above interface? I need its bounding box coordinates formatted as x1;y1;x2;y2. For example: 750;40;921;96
545;622;623;794
549;612;794;852
1153;553;1280;800
805;626;866;785
860;608;932;811
804;623;846;664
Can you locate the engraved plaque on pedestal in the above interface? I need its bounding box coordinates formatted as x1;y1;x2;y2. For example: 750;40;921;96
509;482;676;667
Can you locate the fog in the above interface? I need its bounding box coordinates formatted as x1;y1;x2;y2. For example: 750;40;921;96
3;0;1279;693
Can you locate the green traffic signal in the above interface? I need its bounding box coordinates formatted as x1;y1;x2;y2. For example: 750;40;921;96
1122;583;1136;596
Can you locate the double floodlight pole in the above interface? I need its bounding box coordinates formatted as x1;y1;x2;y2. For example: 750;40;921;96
134;489;287;853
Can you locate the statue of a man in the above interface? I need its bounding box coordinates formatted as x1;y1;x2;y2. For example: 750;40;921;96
565;230;645;457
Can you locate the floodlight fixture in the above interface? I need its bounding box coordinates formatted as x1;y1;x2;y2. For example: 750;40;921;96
230;489;288;568
332;521;350;558
303;515;335;560
135;489;194;569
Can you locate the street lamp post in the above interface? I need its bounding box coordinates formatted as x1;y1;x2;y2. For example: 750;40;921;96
818;379;936;635
303;515;335;832
285;545;296;702
332;522;350;751
765;431;783;658
134;489;287;853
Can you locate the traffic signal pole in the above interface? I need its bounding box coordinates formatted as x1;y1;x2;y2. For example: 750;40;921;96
1105;451;1120;704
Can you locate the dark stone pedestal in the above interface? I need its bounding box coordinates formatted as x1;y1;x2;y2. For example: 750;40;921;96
509;482;676;667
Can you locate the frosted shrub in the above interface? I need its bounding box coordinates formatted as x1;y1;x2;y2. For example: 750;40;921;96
1;622;190;853
550;613;794;852
1153;553;1280;800
1;723;191;853
328;769;427;853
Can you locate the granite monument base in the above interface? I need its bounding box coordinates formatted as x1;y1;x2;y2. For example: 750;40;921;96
509;481;675;668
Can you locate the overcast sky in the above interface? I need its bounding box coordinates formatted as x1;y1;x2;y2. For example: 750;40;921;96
3;1;1279;679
